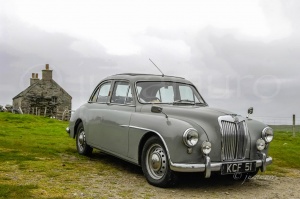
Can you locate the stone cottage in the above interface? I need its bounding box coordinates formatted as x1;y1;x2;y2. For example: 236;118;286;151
13;64;72;118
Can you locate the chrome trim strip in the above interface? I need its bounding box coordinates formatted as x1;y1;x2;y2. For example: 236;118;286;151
120;124;173;164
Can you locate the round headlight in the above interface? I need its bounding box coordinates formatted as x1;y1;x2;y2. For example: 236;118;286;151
183;128;199;147
202;141;212;155
256;138;266;151
262;127;274;143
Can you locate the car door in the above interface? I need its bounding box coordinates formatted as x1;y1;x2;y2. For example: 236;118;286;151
86;81;112;147
86;80;135;158
99;81;135;157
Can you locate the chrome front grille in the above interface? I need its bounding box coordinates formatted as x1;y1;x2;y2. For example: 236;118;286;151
219;116;248;161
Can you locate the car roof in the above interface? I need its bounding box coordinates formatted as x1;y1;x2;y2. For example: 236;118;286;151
103;73;193;84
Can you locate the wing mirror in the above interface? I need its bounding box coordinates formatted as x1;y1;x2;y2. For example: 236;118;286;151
247;107;253;118
151;105;163;113
151;105;168;118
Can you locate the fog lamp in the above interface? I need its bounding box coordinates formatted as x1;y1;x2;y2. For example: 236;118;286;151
256;138;266;151
202;141;212;155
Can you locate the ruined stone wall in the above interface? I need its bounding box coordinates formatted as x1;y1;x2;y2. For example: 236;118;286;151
13;98;22;109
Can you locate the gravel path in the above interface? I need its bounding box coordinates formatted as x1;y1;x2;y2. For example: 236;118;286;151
80;172;300;199
70;154;300;199
5;153;299;199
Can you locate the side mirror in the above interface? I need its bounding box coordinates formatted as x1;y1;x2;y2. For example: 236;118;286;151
151;105;163;113
247;107;253;118
151;105;168;118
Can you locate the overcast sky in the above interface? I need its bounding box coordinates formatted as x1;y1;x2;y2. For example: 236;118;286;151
0;0;299;120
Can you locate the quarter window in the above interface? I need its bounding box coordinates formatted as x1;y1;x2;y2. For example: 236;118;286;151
96;82;112;103
91;89;100;102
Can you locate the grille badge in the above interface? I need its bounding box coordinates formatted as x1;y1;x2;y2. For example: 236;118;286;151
234;116;239;123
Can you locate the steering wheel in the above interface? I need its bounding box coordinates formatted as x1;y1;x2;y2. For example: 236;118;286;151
143;97;161;102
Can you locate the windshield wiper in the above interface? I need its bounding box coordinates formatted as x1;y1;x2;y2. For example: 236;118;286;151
173;99;196;105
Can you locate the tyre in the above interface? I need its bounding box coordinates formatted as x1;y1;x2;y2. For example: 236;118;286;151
76;122;93;155
141;136;178;187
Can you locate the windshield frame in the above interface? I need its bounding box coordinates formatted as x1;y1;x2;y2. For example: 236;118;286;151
135;81;208;106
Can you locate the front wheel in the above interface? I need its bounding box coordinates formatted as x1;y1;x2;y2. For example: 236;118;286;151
141;136;178;187
76;122;93;155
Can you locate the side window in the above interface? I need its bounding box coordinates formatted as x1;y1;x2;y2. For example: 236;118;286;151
156;86;174;103
111;81;133;105
97;82;112;103
179;86;199;102
136;86;142;95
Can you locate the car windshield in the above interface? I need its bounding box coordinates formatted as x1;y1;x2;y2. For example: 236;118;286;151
136;81;206;105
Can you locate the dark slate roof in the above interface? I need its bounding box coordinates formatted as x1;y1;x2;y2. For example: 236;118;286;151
13;84;35;100
13;79;72;100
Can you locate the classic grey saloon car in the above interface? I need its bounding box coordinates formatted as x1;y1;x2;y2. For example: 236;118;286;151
66;73;273;187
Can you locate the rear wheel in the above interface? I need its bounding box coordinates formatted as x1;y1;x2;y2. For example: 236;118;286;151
76;122;93;155
141;136;178;187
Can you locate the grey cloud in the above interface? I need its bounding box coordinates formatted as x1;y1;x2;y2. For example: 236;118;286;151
185;28;300;117
0;7;299;119
0;16;117;108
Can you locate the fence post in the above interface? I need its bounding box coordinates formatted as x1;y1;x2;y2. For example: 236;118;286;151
293;114;295;137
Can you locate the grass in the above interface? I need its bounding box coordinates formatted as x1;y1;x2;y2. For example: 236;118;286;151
0;184;38;199
0;113;299;198
0;112;137;199
265;125;300;176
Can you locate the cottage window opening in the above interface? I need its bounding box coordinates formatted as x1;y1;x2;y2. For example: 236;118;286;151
52;96;57;103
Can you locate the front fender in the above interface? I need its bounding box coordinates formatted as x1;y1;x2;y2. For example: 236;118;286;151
246;118;270;159
128;112;208;164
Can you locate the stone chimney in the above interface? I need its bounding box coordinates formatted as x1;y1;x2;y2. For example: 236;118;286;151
30;73;39;85
42;64;53;80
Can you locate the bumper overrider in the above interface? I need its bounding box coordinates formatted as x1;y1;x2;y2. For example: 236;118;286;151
66;127;70;134
170;152;272;178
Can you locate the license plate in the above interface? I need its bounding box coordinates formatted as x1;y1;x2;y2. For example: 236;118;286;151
221;162;256;175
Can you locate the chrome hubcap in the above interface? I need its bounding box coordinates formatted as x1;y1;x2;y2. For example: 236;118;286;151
146;144;167;180
78;129;86;151
151;153;162;172
79;133;84;145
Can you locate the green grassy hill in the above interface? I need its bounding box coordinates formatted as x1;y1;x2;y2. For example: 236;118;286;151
267;125;300;176
0;113;74;198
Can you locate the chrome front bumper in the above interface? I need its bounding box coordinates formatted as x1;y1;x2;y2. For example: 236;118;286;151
170;152;272;178
66;127;70;134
